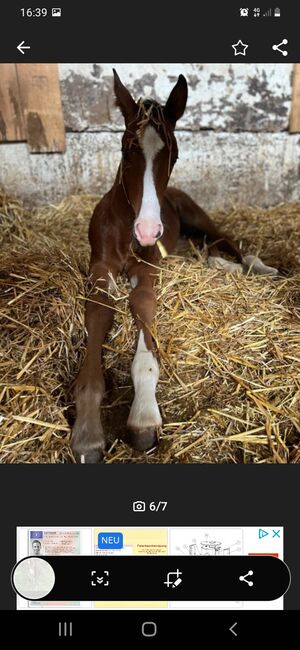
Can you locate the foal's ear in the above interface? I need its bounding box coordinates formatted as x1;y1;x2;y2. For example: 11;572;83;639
113;69;137;125
164;74;188;125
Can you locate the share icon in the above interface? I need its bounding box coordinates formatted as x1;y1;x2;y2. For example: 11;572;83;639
239;570;254;587
272;39;288;56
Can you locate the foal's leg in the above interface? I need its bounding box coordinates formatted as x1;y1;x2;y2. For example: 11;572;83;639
71;261;117;463
207;243;244;275
165;188;278;276
126;261;161;451
207;248;278;276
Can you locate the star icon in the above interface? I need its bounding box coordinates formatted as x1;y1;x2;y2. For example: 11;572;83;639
232;40;249;56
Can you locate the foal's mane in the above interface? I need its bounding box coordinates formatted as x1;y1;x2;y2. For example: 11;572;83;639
136;99;165;132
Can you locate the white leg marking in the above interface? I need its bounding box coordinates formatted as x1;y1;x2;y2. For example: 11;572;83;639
127;330;162;429
80;454;85;464
243;255;278;276
208;256;243;275
130;274;138;289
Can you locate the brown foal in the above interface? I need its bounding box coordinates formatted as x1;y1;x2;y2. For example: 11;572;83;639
71;70;278;463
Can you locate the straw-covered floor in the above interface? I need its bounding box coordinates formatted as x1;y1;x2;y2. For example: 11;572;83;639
1;191;300;463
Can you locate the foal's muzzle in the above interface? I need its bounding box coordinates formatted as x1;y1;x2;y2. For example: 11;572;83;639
134;221;164;247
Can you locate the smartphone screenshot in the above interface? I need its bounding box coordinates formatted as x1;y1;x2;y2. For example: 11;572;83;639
0;1;299;640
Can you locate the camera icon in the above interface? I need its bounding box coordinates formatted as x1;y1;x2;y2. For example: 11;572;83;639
133;500;146;512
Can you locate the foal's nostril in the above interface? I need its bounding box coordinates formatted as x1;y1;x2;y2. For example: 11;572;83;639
155;230;162;239
134;223;142;239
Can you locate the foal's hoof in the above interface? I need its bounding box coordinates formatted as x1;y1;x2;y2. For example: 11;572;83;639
73;447;105;464
242;255;279;276
127;427;159;451
71;419;106;463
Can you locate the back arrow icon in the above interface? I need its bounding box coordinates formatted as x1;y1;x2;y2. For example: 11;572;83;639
17;41;31;54
229;622;238;637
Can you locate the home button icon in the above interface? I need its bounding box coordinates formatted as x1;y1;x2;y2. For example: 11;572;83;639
141;621;157;637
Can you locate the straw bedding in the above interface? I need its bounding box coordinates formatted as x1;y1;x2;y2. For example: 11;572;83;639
0;191;300;464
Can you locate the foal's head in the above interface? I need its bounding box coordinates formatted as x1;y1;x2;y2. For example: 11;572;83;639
113;69;188;247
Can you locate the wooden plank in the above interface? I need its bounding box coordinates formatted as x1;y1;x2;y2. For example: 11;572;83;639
0;64;25;141
16;63;66;152
289;64;300;133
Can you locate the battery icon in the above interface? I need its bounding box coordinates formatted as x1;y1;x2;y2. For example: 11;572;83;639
274;8;280;17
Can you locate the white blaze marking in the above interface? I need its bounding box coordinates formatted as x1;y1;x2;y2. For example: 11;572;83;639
137;125;164;224
127;330;162;429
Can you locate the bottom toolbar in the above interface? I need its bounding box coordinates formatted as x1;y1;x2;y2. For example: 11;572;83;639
12;555;290;602
0;611;297;641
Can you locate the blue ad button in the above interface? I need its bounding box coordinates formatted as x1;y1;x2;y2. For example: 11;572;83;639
98;532;124;549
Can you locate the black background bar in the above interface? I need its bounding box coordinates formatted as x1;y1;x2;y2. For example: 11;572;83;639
0;466;298;610
1;1;300;62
